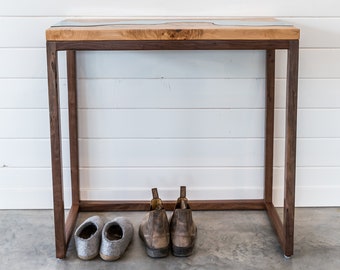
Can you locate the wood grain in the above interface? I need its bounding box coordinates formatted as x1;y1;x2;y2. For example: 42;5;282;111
46;19;299;41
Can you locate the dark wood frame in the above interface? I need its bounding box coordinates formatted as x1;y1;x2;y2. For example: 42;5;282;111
46;39;299;259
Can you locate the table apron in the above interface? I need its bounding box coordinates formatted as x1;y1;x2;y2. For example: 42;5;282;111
48;39;293;51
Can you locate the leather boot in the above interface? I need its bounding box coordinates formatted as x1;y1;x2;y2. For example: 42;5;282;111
139;188;170;258
170;186;197;257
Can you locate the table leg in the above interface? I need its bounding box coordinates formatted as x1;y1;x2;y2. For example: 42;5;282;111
64;50;81;252
283;40;299;257
67;50;80;206
264;50;275;203
47;42;66;259
264;49;286;252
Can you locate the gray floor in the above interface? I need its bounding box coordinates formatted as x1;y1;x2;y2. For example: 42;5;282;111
0;208;339;270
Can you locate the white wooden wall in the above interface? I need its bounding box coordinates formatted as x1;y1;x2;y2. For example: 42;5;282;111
1;0;340;209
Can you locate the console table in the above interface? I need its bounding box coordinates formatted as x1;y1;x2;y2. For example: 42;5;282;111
46;18;299;259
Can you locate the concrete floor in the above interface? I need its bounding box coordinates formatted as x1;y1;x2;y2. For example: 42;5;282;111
0;208;339;270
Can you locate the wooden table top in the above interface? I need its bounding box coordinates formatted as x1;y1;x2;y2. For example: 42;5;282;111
46;18;300;41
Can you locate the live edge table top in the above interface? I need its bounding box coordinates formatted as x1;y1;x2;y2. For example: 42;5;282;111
46;18;300;41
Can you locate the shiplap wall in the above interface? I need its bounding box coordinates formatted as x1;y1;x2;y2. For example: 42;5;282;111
1;0;340;209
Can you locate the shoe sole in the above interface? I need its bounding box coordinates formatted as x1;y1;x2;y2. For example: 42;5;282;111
146;246;169;258
77;253;98;260
99;253;121;261
172;245;194;257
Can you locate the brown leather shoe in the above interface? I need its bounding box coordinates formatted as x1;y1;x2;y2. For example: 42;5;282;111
139;188;170;258
170;186;197;257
